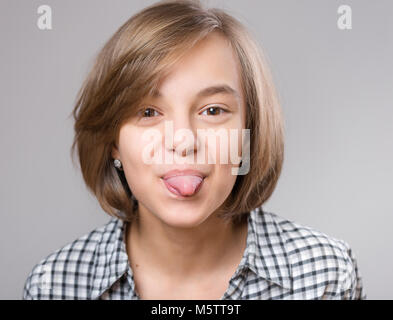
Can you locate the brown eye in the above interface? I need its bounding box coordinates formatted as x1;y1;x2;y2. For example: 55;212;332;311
140;107;160;118
201;106;228;116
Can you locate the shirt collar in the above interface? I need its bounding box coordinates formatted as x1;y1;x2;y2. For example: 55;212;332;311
241;207;293;291
90;207;293;299
90;217;131;299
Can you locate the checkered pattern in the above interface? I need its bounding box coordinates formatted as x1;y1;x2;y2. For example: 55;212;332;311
22;206;366;299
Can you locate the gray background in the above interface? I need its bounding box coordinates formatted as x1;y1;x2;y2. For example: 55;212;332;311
1;0;392;299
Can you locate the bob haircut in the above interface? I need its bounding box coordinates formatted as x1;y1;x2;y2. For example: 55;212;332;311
70;0;285;224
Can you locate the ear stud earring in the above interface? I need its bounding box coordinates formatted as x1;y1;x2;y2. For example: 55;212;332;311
113;159;123;170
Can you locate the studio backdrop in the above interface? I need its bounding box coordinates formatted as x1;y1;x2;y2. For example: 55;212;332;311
0;0;392;299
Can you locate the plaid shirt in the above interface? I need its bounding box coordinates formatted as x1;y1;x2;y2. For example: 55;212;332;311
22;206;366;300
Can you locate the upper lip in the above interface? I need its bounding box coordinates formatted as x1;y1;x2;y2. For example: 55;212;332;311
161;169;207;180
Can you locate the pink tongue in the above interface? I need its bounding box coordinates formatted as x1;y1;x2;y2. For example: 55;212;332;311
164;175;203;196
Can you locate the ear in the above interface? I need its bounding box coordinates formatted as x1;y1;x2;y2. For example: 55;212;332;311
111;144;120;159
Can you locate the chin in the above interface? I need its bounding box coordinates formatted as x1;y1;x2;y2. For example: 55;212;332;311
157;208;210;229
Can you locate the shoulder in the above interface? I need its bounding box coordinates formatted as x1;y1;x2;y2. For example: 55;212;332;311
22;217;121;300
253;208;366;299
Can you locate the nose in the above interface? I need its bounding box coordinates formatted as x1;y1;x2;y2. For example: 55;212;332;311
165;115;199;158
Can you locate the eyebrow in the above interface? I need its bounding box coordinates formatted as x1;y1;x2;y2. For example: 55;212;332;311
150;84;240;100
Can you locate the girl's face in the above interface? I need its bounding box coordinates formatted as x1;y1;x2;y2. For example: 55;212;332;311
112;32;246;228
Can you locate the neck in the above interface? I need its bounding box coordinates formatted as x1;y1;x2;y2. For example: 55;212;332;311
125;204;248;279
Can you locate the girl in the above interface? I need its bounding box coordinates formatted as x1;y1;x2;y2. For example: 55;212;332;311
23;0;365;300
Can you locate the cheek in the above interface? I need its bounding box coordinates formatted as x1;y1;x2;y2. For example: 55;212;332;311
208;165;238;206
118;127;157;200
207;128;241;198
118;126;150;173
207;125;243;167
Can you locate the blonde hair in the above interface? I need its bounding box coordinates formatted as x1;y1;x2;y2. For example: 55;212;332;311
70;0;285;224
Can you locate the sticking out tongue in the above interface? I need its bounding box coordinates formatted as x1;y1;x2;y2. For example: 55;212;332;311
163;175;203;196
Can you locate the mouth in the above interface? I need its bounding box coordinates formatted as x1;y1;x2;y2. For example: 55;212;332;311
160;174;206;198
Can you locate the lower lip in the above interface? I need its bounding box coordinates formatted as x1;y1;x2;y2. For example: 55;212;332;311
161;177;205;198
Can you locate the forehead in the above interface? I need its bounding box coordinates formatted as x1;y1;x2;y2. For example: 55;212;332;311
148;32;244;102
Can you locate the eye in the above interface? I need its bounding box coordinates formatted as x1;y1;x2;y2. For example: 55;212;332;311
138;107;160;118
201;105;229;116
